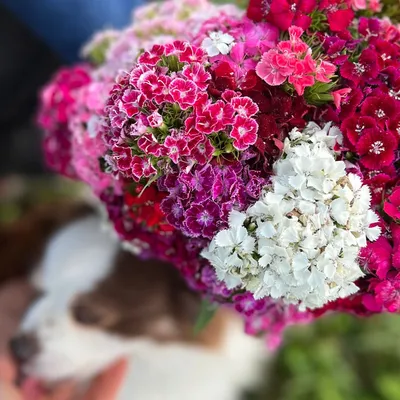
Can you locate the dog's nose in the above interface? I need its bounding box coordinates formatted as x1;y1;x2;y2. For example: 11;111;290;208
9;334;40;363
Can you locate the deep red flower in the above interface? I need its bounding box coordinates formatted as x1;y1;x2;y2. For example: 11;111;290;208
374;278;400;313
356;128;397;170
341;115;376;146
340;49;379;85
360;94;398;123
246;0;272;22
265;0;317;31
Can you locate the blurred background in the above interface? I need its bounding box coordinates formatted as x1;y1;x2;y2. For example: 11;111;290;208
0;1;400;399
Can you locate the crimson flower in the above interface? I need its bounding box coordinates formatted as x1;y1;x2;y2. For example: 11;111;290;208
356;128;397;170
340;49;379;85
384;187;400;220
265;0;317;31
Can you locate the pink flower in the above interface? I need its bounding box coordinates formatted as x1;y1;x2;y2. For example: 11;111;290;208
182;63;211;91
315;60;336;83
121;89;141;118
230;116;259;150
178;44;206;64
256;50;294;86
164;135;190;164
288;56;316;95
356;128;397;170
392;222;400;269
148;111;163;128
187;135;215;165
384;187;400;220
112;144;133;172
138;44;165;66
206;101;235;131
137;135;165;157
230;96;259;118
131;156;156;181
138;72;163;100
332;88;352;110
327;8;354;32
375;278;400;312
170;78;198;110
360;237;393;279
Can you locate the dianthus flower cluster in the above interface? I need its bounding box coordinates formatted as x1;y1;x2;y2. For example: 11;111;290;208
37;0;400;346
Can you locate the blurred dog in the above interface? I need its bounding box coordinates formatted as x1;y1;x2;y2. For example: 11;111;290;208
2;202;266;400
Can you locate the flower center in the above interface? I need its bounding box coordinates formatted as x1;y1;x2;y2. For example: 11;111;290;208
355;124;365;134
354;62;366;75
290;3;297;11
375;109;385;118
389;89;400;100
198;211;213;225
381;53;391;61
369;141;385;155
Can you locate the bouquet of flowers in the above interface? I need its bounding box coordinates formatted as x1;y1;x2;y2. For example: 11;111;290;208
38;0;400;347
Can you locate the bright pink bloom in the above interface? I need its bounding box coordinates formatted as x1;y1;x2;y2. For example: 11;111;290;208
375;279;400;312
230;116;259;150
131;156;156;181
178;44;206;64
256;50;294;86
288;56;316;95
170;78;198;110
187;135;215;165
360;237;393;279
356;128;397;170
182;63;211;91
138;44;165;66
384;187;400;220
121;89;141;118
137;135;165;157
231;96;259;118
392;223;400;269
327;8;354;32
138;72;163;100
164;135;190;164
147;111;163;128
266;0;317;31
332;88;352;110
207;101;235;131
315;60;336;83
112;144;133;171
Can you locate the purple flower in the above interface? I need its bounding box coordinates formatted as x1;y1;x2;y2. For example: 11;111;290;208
184;200;221;238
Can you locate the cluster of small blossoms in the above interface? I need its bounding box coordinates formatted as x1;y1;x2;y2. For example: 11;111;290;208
256;26;336;95
38;65;91;178
102;41;262;185
203;123;381;310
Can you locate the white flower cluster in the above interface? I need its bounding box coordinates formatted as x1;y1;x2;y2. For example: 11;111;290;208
201;31;235;56
202;123;381;310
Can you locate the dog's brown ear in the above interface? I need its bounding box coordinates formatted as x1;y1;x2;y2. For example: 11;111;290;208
0;201;94;287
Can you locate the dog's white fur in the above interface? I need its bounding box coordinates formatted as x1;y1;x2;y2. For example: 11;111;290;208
18;215;267;400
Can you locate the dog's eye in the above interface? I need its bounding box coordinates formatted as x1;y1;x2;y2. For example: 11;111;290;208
71;304;102;326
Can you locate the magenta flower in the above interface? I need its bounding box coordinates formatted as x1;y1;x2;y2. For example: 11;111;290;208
207;101;235;131
147;111;163;128
131;156;156;181
137;135;165;157
230;96;259;118
138;44;165;66
266;0;317;31
341;49;379;85
392;223;400;269
182;63;211;91
375;279;400;313
230;116;259;150
187;135;215;165
121;89;142;118
356;128;397;170
184;200;221;238
232;293;267;317
111;144;133;171
164;135;190;164
360;237;393;280
384;187;400;220
170;78;198;110
139;72;163;100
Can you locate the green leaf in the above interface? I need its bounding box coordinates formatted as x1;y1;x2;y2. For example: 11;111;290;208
193;299;218;335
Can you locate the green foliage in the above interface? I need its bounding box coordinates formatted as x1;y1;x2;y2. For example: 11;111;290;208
193;299;218;335
379;0;400;23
